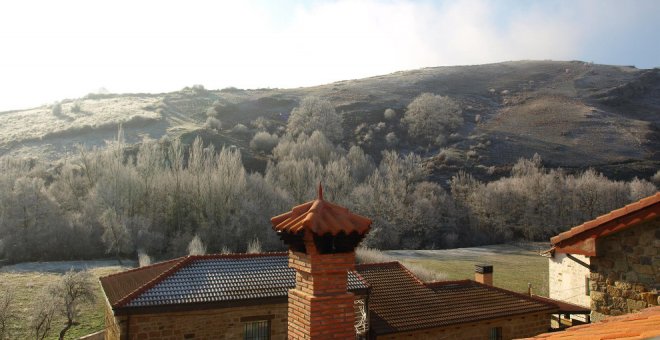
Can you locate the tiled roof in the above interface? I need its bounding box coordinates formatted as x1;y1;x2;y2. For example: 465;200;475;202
271;184;371;236
100;253;369;311
355;262;557;335
529;295;590;314
550;192;660;256
524;306;660;339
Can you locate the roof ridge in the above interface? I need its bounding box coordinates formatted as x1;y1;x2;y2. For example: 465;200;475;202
551;192;660;248
395;261;431;287
190;251;288;260
100;257;184;279
355;261;402;269
114;256;194;308
425;279;472;287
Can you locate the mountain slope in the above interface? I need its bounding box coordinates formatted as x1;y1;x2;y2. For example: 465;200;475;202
1;60;658;180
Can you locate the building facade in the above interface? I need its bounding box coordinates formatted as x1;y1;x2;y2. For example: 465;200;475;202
548;193;660;322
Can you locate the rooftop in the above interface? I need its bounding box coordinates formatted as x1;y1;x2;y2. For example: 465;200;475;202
100;253;368;314
270;184;372;236
524;306;660;339
355;262;558;335
550;192;660;256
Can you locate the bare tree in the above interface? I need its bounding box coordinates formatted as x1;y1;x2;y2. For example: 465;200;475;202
401;93;462;146
30;289;57;340
0;287;14;340
287;97;343;142
99;208;131;264
51;270;97;340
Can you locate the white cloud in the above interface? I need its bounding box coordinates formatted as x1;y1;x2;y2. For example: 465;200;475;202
0;0;657;111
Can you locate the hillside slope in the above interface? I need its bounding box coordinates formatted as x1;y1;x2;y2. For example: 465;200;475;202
1;60;658;180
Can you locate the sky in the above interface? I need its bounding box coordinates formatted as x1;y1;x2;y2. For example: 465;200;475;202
1;0;659;111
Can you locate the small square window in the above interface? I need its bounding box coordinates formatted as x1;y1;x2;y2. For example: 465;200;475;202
244;320;270;340
490;327;502;340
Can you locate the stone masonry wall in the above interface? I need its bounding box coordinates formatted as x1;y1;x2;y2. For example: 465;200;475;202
115;303;287;340
590;219;659;322
377;312;550;340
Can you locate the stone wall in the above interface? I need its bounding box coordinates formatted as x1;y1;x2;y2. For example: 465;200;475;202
377;312;550;340
107;303;288;340
590;218;659;321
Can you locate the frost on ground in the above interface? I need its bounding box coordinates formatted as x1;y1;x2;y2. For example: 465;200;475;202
0;96;161;146
0;260;136;274
385;242;550;260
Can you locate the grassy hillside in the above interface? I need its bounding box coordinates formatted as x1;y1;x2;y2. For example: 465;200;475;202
1;60;658;181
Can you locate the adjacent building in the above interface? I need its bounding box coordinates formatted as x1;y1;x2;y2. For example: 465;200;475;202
546;192;660;323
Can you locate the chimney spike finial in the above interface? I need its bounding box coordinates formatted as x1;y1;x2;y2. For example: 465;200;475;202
318;182;324;200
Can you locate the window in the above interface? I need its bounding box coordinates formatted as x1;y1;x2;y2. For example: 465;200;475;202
585;276;590;296
244;320;270;340
489;327;502;340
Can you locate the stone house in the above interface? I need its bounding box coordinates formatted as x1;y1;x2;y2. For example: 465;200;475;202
100;186;575;339
547;192;660;323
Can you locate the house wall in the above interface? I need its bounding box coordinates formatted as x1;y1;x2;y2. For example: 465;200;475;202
376;312;550;340
549;252;591;322
104;300;125;340
590;218;659;322
107;303;288;340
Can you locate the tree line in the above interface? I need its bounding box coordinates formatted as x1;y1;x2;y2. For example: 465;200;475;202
0;95;656;263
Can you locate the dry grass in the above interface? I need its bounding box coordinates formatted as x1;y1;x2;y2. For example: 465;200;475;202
356;247;448;282
0;265;127;339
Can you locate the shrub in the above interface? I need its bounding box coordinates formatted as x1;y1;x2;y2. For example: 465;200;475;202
385;132;399;147
232;123;249;134
384;108;396;120
205;117;222;131
250;132;279;153
71;101;82;113
51;102;62;116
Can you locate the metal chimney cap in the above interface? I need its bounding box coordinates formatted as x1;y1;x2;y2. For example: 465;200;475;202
475;264;493;274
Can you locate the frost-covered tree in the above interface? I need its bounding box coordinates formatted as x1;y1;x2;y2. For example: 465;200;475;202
287;97;343;142
188;234;206;255
250;132;279;153
401;93;462;145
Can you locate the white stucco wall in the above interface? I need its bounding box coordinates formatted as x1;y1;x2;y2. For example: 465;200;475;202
549;252;591;321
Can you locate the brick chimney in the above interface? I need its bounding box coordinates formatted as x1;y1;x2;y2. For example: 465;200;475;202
475;264;493;285
271;184;371;339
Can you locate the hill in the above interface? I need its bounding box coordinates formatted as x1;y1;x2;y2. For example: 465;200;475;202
1;60;658;180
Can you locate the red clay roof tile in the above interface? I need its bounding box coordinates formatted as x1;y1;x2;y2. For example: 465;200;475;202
355;262;557;335
522;306;660;339
550;192;660;255
271;184;371;236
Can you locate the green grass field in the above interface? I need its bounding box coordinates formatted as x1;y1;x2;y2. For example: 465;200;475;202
1;244;548;339
385;243;550;295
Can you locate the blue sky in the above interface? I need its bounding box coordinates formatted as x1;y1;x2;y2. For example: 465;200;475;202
0;0;659;111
